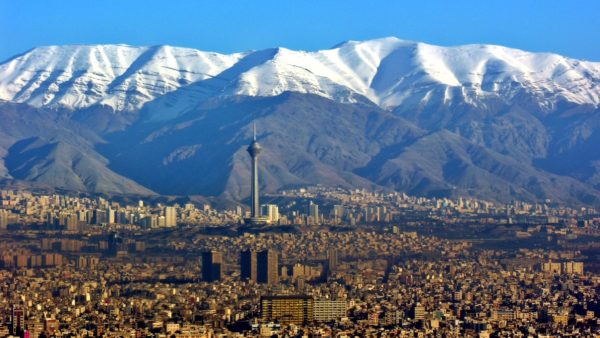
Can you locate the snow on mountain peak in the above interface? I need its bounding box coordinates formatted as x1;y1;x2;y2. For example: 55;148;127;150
1;38;599;116
0;44;244;111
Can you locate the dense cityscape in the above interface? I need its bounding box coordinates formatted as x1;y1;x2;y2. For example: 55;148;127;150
2;30;600;338
1;185;599;337
4;1;600;336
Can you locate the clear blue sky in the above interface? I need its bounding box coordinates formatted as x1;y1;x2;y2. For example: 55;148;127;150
1;0;599;62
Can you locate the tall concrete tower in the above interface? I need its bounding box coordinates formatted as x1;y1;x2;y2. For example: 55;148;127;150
245;121;269;225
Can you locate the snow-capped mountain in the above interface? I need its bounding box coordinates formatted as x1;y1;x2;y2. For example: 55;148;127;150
2;37;600;206
0;44;244;112
2;37;599;117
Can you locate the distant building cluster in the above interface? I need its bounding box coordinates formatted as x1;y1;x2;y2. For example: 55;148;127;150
542;261;584;274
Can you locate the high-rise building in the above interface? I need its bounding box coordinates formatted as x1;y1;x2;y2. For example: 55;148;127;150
261;295;313;325
245;122;269;225
141;215;158;228
202;251;223;282
257;249;278;285
240;250;257;282
106;208;115;224
328;248;339;271
107;233;121;256
0;210;9;230
308;201;320;225
64;214;79;231
261;204;279;223
93;209;106;225
165;207;177;227
332;205;344;222
158;215;167;228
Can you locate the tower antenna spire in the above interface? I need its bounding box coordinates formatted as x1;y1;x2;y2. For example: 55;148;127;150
253;119;256;141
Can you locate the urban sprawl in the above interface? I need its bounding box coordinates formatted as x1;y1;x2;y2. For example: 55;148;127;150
1;187;599;337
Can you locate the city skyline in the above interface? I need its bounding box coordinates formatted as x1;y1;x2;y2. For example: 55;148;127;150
1;2;600;336
0;186;596;336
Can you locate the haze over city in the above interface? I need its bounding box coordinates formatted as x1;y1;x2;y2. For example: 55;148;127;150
1;1;600;337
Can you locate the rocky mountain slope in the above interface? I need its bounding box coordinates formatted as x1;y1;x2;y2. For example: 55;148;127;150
1;38;600;205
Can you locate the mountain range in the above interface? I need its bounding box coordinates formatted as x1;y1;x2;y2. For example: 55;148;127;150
1;37;600;206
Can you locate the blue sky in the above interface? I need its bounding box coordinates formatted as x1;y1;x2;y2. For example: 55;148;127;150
1;0;599;61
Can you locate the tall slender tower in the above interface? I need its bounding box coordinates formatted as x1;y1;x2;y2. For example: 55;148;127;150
245;121;269;225
249;122;261;218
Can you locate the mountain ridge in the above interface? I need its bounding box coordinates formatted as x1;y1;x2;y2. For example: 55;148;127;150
1;37;600;206
2;37;599;116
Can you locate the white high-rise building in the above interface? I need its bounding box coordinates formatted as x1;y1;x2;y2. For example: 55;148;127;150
309;201;320;224
165;207;177;227
262;204;279;223
106;208;116;224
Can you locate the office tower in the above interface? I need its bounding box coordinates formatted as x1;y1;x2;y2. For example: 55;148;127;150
261;295;314;325
93;209;106;225
309;201;319;224
96;196;107;208
141;215;158;228
332;205;344;222
202;251;223;282
261;204;279;223
116;211;128;224
328;248;339;271
108;233;120;256
245;122;269;225
106;208;115;224
85;210;93;224
240;250;257;282
65;214;78;231
165;206;177;227
0;210;8;230
257;249;278;285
